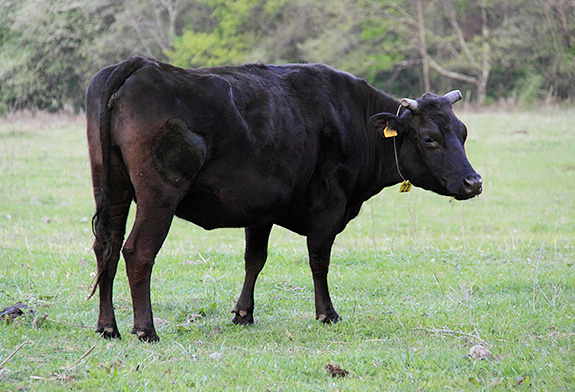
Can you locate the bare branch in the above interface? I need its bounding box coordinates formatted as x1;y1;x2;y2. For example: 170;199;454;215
427;56;478;85
387;3;419;28
0;341;33;369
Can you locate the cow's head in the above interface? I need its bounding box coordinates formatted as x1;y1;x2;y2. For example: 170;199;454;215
370;91;482;200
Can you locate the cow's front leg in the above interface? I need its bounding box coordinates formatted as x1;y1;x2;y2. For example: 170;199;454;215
305;171;347;323
307;235;340;323
232;224;273;325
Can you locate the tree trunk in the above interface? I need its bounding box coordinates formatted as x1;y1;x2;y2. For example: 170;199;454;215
477;0;490;104
416;0;431;92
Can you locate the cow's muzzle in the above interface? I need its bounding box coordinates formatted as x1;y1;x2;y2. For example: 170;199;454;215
456;173;483;200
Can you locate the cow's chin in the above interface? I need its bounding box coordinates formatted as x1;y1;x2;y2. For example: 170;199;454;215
453;192;479;201
415;180;481;201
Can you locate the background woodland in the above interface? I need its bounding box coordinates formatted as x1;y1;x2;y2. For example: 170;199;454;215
1;0;574;112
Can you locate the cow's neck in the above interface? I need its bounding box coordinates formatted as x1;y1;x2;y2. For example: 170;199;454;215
364;88;408;197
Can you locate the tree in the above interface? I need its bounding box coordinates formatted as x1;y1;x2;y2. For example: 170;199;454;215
168;0;406;88
296;0;406;83
102;0;192;59
0;0;131;111
407;0;492;103
535;0;575;99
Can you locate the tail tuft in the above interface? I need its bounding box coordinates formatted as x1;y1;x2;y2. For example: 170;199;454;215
88;184;113;299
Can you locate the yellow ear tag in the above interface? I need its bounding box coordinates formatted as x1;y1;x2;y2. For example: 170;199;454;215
399;180;412;193
383;125;398;138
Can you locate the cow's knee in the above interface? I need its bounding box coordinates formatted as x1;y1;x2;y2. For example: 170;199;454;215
122;244;156;279
121;242;135;260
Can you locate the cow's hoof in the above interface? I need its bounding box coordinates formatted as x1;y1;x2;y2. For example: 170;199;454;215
317;312;341;324
131;327;160;343
96;325;121;340
231;308;254;326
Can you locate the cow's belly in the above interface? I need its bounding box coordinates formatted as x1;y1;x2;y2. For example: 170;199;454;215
174;184;288;230
172;154;313;229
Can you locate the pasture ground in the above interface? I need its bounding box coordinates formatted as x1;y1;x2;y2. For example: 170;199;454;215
1;110;574;391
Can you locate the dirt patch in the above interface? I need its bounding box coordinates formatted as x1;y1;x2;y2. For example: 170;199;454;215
1;302;34;322
325;363;349;378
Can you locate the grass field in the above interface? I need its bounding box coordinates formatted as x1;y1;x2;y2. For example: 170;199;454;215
1;109;574;391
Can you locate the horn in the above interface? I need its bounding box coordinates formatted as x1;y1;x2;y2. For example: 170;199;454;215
400;98;419;112
444;90;462;104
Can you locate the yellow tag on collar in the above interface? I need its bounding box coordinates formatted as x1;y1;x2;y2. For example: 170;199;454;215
399;180;412;193
383;125;398;138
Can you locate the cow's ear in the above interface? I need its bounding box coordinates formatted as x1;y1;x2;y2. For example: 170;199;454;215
370;112;406;138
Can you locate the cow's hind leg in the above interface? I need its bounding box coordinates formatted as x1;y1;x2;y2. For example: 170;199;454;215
121;193;181;343
119;117;205;341
232;224;273;325
92;152;134;339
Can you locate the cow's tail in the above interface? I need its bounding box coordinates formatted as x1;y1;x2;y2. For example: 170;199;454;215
88;56;151;299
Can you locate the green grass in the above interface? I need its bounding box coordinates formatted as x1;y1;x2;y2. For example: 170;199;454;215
1;110;574;391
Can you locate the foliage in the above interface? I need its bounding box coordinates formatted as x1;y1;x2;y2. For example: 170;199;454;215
0;0;119;112
169;0;267;67
1;109;575;389
296;0;405;83
0;0;189;112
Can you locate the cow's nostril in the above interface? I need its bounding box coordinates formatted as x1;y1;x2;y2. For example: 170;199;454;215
464;175;481;185
463;175;483;195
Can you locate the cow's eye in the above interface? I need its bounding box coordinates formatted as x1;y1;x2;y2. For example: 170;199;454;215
423;138;439;148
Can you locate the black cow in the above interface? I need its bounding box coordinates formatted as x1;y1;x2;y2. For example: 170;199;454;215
86;57;482;342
